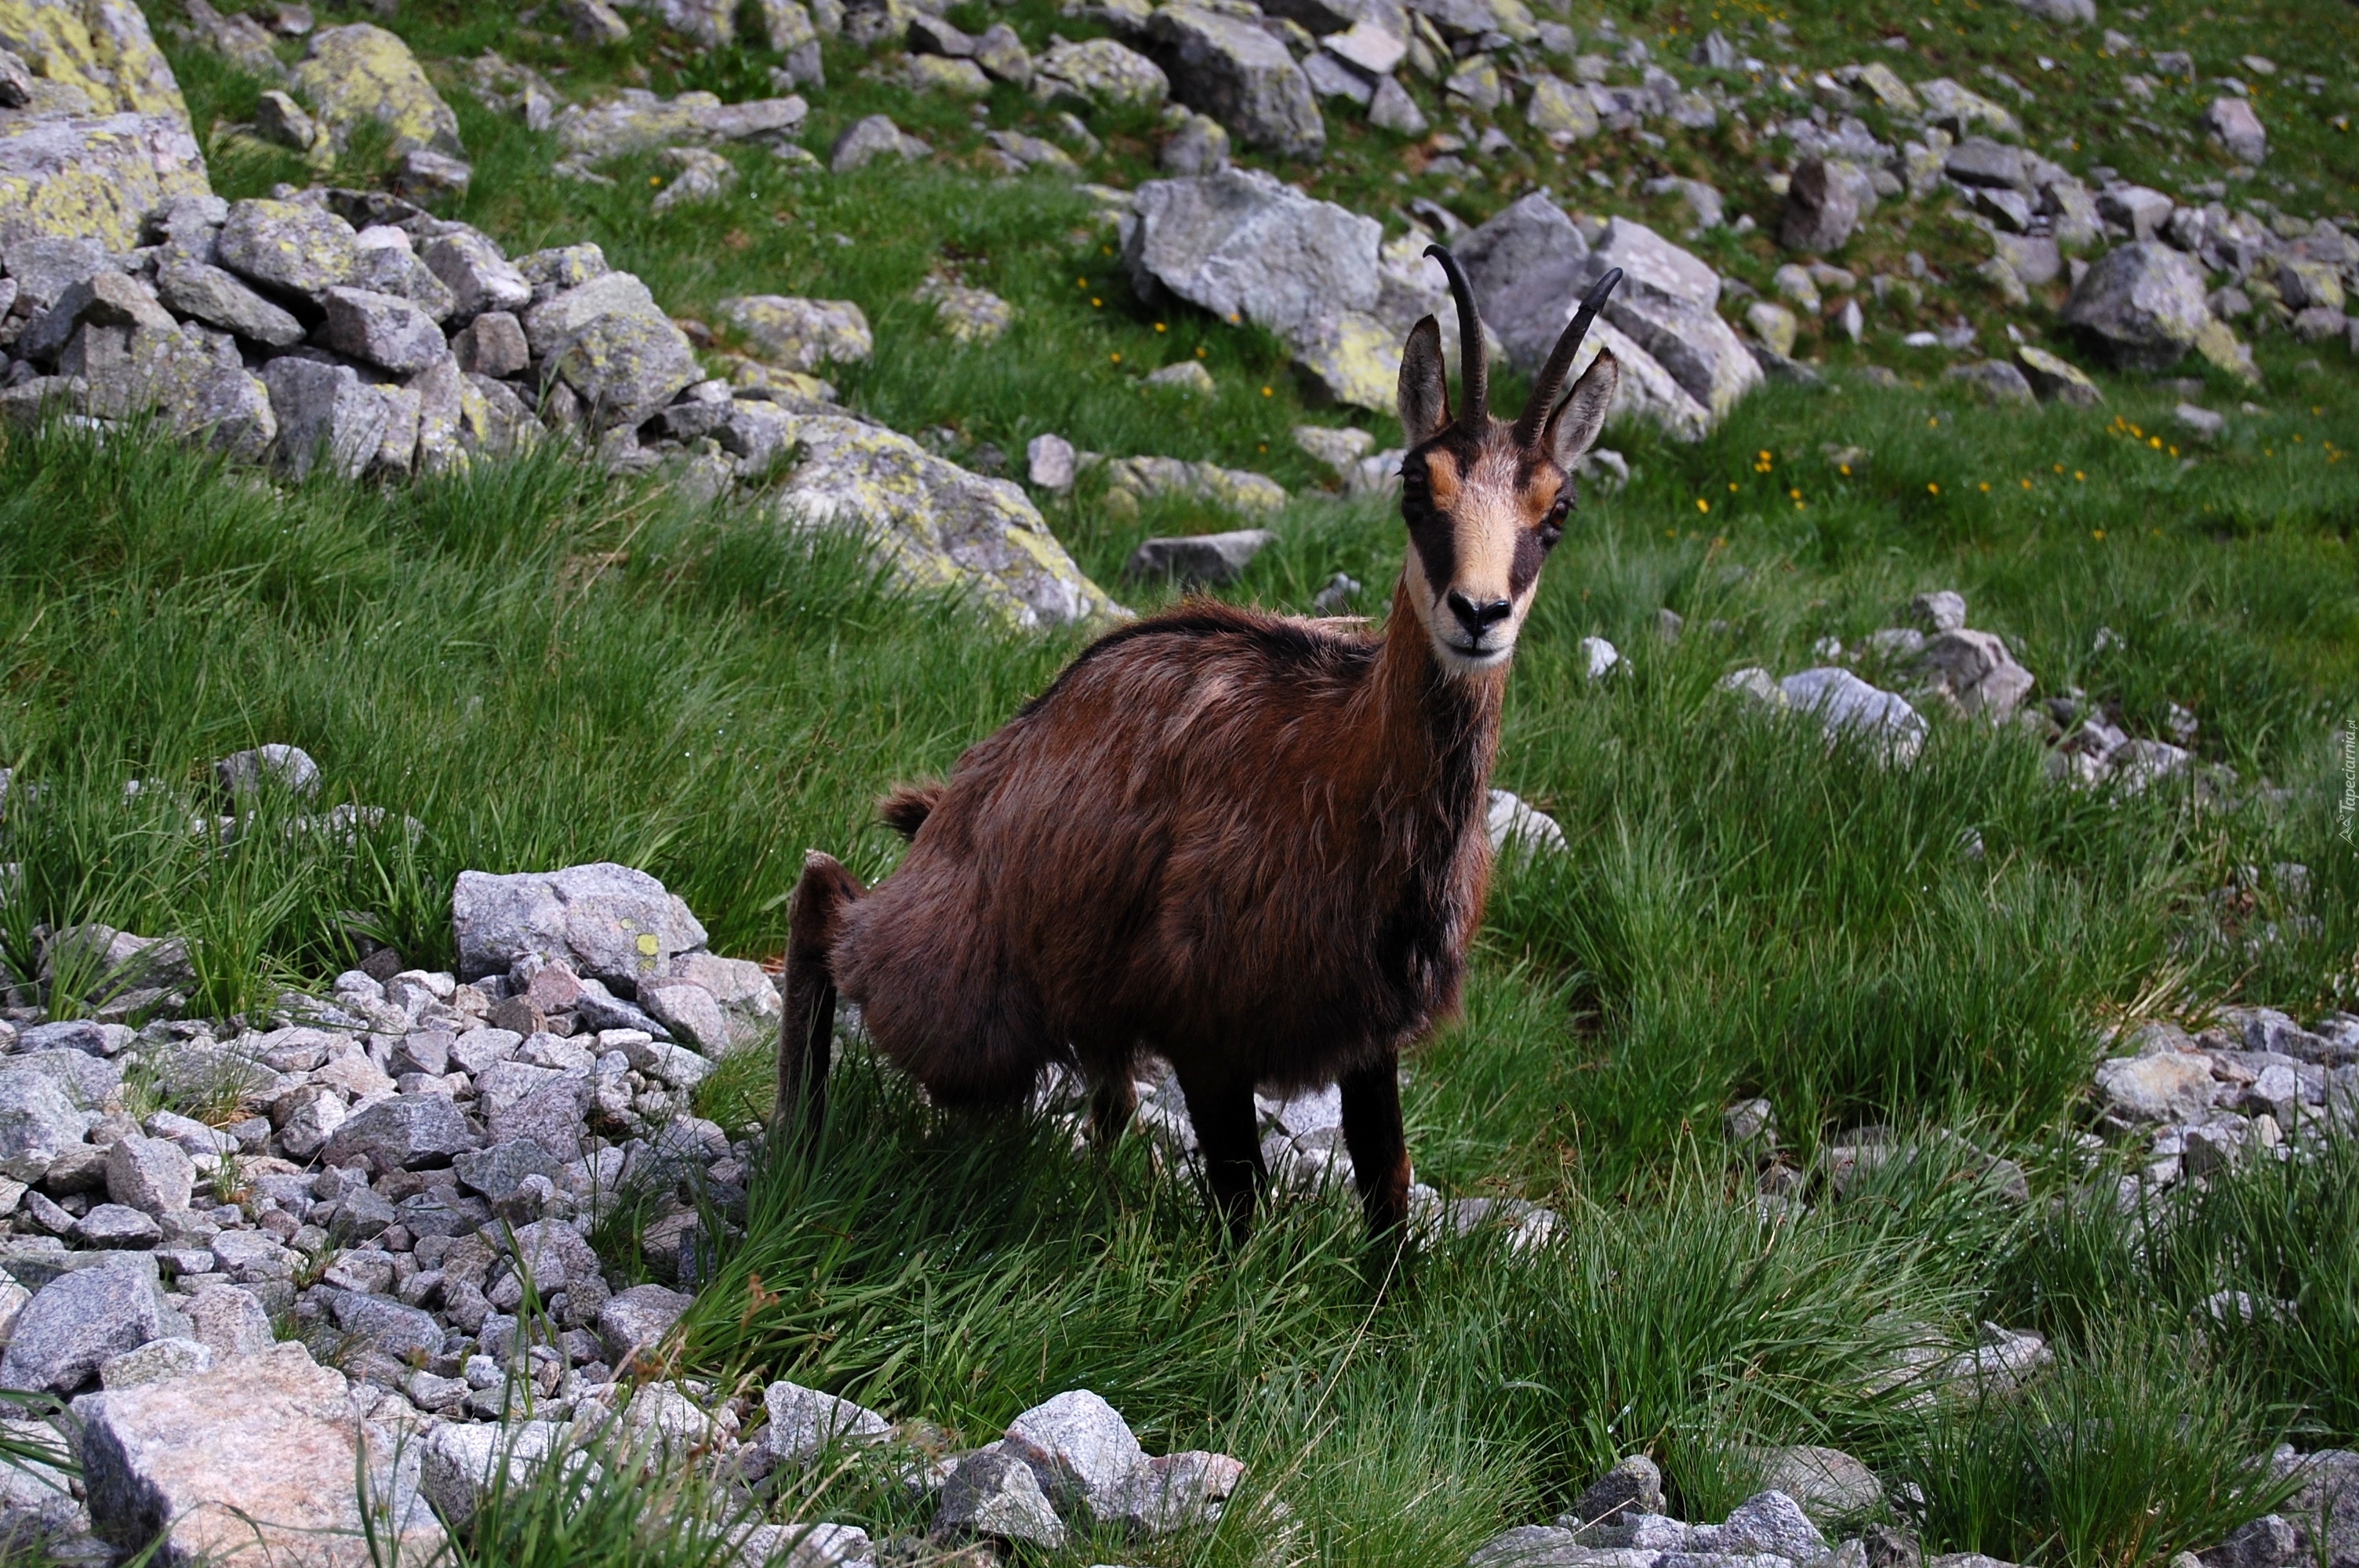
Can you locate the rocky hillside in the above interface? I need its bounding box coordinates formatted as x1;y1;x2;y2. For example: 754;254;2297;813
0;0;2355;1566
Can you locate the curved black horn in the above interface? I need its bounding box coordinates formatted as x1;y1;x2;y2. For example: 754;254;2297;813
1511;266;1623;451
1424;244;1488;432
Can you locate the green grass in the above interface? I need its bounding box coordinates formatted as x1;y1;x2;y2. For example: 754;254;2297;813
11;0;2359;1562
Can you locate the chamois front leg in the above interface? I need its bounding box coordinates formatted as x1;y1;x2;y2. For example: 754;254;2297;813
1339;1050;1412;1239
774;851;863;1151
1177;1071;1264;1244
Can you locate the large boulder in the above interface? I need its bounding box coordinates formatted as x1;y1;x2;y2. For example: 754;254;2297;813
0;1258;162;1394
0;1067;85;1181
553;88;805;163
77;1341;438;1567
1576;217;1760;423
0;0;206;251
1780;156;1863;252
1125;167;1405;410
2061;243;2210;370
775;413;1122;631
289;24;462;156
1146;5;1323;161
1457;197;1751;439
453;862;708;985
1033;38;1168;111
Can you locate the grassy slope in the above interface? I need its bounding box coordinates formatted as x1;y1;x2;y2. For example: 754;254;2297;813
6;0;2357;1562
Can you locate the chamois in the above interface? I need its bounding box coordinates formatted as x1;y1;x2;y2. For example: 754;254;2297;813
775;252;1623;1240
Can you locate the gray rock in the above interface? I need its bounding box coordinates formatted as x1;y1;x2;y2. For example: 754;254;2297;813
1781;156;1862;252
762;1378;890;1463
1125;528;1276;586
214;198;361;299
1034;37;1169;111
1369;73;1427;135
830;113;928;172
97;1335;212;1389
452;310;529;379
0;1069;83;1182
1126;165;1379;345
1575;216;1761;426
1471;1526;1590;1566
1003;1388;1146;1520
936;1449;1067;1547
290;22;463;156
2202;1515;2298;1568
773;413;1121;631
1924;629;2034;716
536;291;703;434
0;44;32;108
262;357;388;481
9;1049;122;1108
1907;591;1967;633
1456;192;1594;371
2097;185;2174;243
1944;360;2036;406
104;1137;194;1216
453;862;708;987
184;1285;275;1358
1027;432;1078;490
1147;5;1324;161
2206;96;2266;163
317;286;446;373
485;1078;590;1156
1303;52;1372;107
2016;345;2101;405
77;1203;163;1248
393;147;471;203
1103;1448;1246;1537
1562;1454;1665;1530
253;88;318;148
329;1291;442;1362
14;1018;133;1056
0;1260;162;1393
418;1418;568;1530
17;270;174;365
154;260;306;347
598;1283;694;1367
322;1091;479;1172
1750;1446;1882;1523
2094;1052;2214;1123
1717;1490;1828;1559
2062;243;2211;371
452;1138;565;1203
419;232;530;321
0;237;111;315
716;294;871;372
1946;136;2028;190
79;1341;434;1566
1779;668;1927;764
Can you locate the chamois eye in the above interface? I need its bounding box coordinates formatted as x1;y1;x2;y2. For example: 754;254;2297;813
1539;496;1569;548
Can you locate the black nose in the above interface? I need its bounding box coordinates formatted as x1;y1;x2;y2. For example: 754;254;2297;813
1446;591;1514;640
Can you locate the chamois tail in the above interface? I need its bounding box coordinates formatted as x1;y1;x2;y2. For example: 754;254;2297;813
878;782;944;840
776;851;863;1150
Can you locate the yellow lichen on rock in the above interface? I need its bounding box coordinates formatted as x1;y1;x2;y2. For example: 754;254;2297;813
0;109;209;249
290;23;462;157
775;415;1121;633
0;0;189;122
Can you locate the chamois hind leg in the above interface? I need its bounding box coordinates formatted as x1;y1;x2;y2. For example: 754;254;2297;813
1176;1071;1264;1243
1088;1073;1137;1153
1339;1049;1412;1239
775;851;863;1150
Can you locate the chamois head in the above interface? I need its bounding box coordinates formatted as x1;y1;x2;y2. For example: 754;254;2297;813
1397;251;1623;676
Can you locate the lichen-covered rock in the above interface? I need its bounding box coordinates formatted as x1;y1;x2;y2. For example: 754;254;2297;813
1147;5;1321;160
0;109;209;252
1125;165;1380;352
0;0;191;122
717;294;871;371
1102;454;1286;513
530;278;700;432
453;862;708;985
777;414;1121;632
827;111;925;172
319;285;447;372
2061;242;2210;371
214;196;358;297
289;23;460;156
263;355;385;480
1034;36;1168;110
79;1341;439;1567
915;278;1012;343
553;88;805;162
153;258;304;345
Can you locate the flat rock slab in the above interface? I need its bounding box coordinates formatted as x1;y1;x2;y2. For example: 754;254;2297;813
1125;528;1275;586
76;1341;439;1567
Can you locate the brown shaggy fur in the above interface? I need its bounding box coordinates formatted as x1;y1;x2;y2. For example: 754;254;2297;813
775;250;1623;1240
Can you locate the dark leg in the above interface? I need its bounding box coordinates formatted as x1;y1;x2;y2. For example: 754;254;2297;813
1339;1050;1412;1239
1176;1072;1264;1243
1088;1073;1137;1153
775;851;863;1150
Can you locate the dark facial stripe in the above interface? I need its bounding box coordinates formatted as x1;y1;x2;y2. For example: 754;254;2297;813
1508;527;1544;596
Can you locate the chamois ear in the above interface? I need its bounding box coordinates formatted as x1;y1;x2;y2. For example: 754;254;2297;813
1543;350;1619;472
1398;314;1450;448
